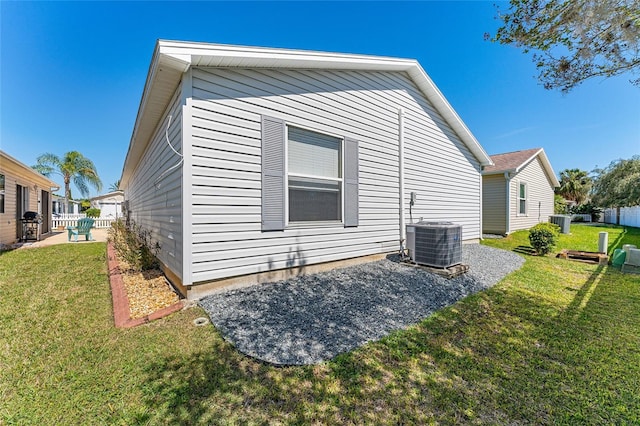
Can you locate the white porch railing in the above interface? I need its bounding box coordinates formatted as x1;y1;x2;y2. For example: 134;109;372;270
52;216;116;229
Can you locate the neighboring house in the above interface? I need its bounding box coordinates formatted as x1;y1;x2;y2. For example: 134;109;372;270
120;40;493;298
52;194;81;215
482;148;560;235
0;150;59;246
90;191;124;218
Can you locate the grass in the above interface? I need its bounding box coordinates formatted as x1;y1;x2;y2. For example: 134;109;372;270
1;224;639;424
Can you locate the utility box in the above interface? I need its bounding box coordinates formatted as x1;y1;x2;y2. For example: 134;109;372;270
549;215;571;234
406;221;462;268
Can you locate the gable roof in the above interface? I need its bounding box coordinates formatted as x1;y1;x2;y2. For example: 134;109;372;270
0;150;60;191
89;190;124;202
121;40;493;185
483;148;560;187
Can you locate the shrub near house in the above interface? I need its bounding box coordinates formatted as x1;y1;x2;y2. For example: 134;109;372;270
529;222;560;255
85;208;101;218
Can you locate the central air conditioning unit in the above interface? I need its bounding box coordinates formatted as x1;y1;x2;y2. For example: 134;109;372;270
549;214;571;234
406;221;462;268
622;247;640;273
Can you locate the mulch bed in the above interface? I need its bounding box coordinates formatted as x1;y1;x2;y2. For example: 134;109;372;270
107;241;183;328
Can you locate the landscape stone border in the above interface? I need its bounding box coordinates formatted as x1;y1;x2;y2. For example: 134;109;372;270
106;241;183;328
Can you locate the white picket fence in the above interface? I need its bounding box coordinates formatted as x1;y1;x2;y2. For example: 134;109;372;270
603;206;640;228
52;214;116;229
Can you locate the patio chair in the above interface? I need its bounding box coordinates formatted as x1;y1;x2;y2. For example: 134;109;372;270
67;218;95;242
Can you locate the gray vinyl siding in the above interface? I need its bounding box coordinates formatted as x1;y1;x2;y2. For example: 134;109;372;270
188;67;482;283
509;156;555;231
482;174;507;234
123;85;184;280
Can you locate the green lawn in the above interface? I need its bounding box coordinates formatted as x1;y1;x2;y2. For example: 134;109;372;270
1;224;639;424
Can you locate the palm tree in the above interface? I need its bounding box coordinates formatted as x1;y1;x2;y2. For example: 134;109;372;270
556;168;592;205
33;151;102;214
108;179;121;192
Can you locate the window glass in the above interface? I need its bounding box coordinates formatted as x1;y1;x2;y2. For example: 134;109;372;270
287;127;342;222
288;127;341;177
518;183;526;215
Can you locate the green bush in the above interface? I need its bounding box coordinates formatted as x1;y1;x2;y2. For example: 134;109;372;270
554;194;567;214
529;222;560;255
569;202;602;222
85;208;101;218
108;219;160;271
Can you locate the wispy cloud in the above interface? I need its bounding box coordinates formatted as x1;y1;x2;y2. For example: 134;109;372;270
492;126;537;140
561;123;603;132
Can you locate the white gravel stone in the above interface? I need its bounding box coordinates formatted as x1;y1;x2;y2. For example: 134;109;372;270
199;244;524;365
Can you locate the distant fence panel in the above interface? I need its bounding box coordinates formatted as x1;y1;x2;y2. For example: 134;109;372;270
603;208;616;224
602;206;640;227
620;206;640;228
52;217;115;229
570;214;592;222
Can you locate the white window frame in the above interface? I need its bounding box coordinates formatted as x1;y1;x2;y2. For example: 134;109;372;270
517;181;527;216
285;124;345;226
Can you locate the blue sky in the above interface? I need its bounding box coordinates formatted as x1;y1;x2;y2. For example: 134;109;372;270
2;1;639;198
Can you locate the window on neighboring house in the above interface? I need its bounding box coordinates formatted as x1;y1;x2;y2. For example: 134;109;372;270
518;182;527;215
0;174;4;213
287;126;342;222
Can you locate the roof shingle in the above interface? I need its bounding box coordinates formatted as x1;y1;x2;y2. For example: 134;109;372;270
483;148;542;174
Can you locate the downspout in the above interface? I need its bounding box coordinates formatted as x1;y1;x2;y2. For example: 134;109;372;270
398;107;406;254
479;172;483;240
504;171;511;234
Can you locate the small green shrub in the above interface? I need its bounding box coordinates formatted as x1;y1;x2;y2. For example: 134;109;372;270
554;194;567;214
569;202;602;222
108;219;160;271
529;222;560;255
85;208;101;218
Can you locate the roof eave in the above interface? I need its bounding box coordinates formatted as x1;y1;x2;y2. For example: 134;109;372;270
0;150;60;191
121;40;494;185
513;148;560;187
482;168;516;176
120;42;190;187
407;65;492;167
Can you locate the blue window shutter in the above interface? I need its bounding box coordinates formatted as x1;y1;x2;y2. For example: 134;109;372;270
261;115;286;231
344;137;359;227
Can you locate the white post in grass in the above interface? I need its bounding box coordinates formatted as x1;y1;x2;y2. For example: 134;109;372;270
598;232;608;254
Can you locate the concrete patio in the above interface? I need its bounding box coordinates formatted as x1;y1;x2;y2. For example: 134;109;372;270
16;228;109;249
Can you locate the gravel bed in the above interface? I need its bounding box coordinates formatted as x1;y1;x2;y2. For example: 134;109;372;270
199;244;524;365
